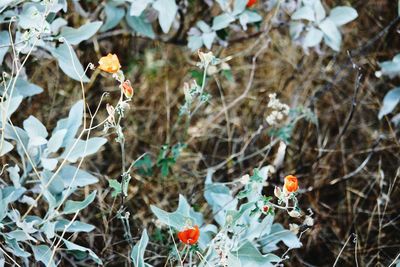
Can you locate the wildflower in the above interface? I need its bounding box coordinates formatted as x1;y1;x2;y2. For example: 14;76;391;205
247;0;256;7
284;175;298;193
177;225;200;245
98;53;121;73
121;80;134;99
240;174;250;185
262;205;269;213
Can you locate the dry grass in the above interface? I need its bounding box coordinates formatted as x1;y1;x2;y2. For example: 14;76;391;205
13;0;400;266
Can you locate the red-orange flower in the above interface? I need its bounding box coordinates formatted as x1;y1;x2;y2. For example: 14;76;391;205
262;206;269;213
98;53;121;73
177;225;200;245
247;0;256;7
284;175;298;193
121;80;134;98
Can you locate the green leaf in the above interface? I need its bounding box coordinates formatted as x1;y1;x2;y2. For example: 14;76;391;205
63;190;96;214
260;223;302;253
131;229;149;267
134;154;153;176
0;31;10;64
108;179;122;197
303;27;323;47
60;21;103;45
291;6;315;21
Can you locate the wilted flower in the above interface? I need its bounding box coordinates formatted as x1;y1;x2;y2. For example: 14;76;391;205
177;225;200;245
106;103;115;124
198;51;214;65
121;80;134;99
98;53;121;73
289;223;300;234
288;210;301;218
240;174;250;185
304;215;314;226
274;186;282;198
284;175;298;193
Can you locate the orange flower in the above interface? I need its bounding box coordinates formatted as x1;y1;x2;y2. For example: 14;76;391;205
177;225;200;245
98;53;121;73
247;0;256;7
284;175;298;193
121;80;134;98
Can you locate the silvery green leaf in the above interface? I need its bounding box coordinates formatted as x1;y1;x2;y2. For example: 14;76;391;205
42;170;65;195
379;54;400;78
19;195;37;207
188;35;203;51
23;115;48;139
0;96;23;120
63;239;102;264
260;223;302;253
63;100;84;145
230;241;281;267
131;229;149;267
14;79;43;97
313;0;326;22
59;165;98;188
212;13;235;31
153;0;177;33
289;22;305;40
6;230;36;242
48;44;90;82
303;27;323;47
126;14;155;39
50;18;67;34
19;5;50;32
61;137;107;163
55;219;95;232
101;4;125;32
4;237;30;258
7;165;20;188
60;21;102;45
319;18;341;51
0;140;13;156
0;31;10;64
129;0;152;16
202;31;216;50
41;158;58;170
291;6;315;21
150;194;202;229
378;87;400;119
329;6;358;26
29;136;47;146
233;0;247;16
47;129;67;153
196;20;212;33
239;10;262;30
63;190;96;214
41;221;56;239
204;170;237;226
32;245;56;267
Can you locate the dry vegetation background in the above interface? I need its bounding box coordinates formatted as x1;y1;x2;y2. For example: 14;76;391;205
10;0;400;266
